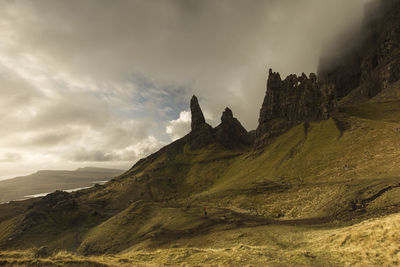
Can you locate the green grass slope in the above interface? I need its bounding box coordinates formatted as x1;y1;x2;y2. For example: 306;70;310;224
1;86;400;266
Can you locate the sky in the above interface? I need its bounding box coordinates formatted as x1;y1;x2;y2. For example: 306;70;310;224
0;0;371;179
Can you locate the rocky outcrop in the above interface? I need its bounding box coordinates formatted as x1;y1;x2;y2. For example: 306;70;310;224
33;190;77;211
187;95;216;149
318;0;400;100
188;96;253;149
255;69;336;146
187;123;216;150
215;108;253;149
254;0;400;146
190;95;206;130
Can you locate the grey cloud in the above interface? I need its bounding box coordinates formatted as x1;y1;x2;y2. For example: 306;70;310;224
0;66;41;108
0;0;373;177
70;149;120;162
0;153;21;163
1;0;371;130
27;91;111;129
68;135;165;163
21;130;78;147
318;0;381;75
103;120;153;149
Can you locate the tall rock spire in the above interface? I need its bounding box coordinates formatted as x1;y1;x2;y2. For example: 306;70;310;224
190;95;206;130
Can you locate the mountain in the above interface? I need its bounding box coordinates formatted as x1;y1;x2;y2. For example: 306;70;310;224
318;0;400;101
0;167;125;203
1;0;400;266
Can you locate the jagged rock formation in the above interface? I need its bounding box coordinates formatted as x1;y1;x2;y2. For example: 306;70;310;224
187;95;216;149
188;96;253;150
132;0;400;165
318;0;400;100
190;95;206;130
215;107;253;149
255;69;336;146
253;0;400;146
130;96;253;168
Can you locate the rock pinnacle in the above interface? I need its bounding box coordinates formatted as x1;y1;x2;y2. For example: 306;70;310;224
190;95;206;130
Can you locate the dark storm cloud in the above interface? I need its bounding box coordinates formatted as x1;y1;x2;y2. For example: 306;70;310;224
318;0;382;75
2;0;370;129
0;0;371;177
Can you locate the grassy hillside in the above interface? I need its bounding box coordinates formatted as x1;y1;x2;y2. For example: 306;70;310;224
0;85;400;266
1;212;398;266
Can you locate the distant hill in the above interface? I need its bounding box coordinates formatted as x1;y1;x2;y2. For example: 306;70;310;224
0;167;125;203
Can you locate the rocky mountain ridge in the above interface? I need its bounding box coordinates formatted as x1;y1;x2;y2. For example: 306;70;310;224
318;0;400;101
185;0;400;148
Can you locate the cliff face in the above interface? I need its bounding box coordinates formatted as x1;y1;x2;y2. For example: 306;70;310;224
255;69;336;146
255;0;400;145
318;0;400;100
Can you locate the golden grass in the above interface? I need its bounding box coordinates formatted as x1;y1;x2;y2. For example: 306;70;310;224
309;213;400;266
1;212;399;266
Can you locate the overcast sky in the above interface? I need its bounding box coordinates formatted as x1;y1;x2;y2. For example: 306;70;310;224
0;0;370;179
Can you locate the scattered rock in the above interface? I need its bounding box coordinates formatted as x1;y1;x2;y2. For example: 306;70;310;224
304;251;316;259
34;246;51;258
41;190;77;210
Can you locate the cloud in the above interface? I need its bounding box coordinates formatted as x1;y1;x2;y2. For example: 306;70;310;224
0;0;372;177
0;152;21;163
21;130;78;147
68;136;165;162
0;0;371;129
166;111;191;141
69;149;120;162
121;136;166;160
